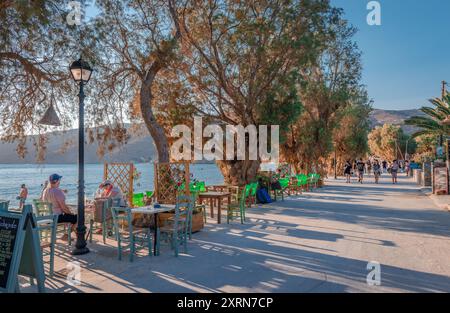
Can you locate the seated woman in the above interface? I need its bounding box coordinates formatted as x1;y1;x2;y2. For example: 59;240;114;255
89;180;127;234
42;174;77;240
99;180;126;207
103;181;154;230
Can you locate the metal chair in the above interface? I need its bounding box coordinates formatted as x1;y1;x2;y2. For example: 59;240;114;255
33;199;72;245
32;200;58;277
0;199;10;211
227;187;247;224
156;195;193;257
89;198;117;244
111;206;153;262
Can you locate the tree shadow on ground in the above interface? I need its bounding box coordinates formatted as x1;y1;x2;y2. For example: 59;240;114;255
20;176;450;293
21;212;450;293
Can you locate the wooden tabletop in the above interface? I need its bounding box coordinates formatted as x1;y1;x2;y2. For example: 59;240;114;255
131;204;175;214
198;192;231;198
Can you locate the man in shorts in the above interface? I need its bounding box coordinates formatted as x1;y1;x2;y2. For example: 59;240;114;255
42;174;77;240
356;158;365;184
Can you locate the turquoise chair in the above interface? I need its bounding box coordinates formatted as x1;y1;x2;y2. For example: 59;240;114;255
33;199;72;246
32;200;58;277
156;195;193;257
110;207;153;262
89;198;118;244
308;173;320;189
227;187;247;224
0;200;10;211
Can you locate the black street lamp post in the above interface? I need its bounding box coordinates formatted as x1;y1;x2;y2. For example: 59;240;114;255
69;57;92;255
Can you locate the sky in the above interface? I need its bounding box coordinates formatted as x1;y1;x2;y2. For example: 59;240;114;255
84;0;450;111
331;0;450;110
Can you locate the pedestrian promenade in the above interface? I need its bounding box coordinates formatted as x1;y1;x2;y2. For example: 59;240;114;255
22;174;450;293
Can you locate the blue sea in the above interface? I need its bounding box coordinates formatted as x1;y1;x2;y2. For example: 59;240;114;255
0;163;224;207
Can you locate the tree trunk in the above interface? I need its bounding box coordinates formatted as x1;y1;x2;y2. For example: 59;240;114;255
139;65;170;163
216;159;260;186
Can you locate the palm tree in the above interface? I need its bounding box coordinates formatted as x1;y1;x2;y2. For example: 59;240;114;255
405;92;450;138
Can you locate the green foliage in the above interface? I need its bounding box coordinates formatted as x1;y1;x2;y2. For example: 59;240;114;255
405;93;450;139
282;10;368;173
0;0;86;158
334;95;372;161
368;124;412;161
414;134;437;162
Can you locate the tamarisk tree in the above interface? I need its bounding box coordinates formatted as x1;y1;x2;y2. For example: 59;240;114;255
171;0;334;185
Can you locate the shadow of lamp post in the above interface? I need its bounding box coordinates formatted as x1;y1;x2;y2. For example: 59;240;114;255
69;57;93;255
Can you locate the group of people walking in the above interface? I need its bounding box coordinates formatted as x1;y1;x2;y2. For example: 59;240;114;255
343;158;409;185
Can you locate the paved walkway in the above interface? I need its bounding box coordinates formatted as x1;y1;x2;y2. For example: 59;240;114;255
22;174;450;293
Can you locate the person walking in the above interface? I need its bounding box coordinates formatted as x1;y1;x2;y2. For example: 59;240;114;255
382;160;387;174
344;160;352;183
40;180;48;200
373;160;382;184
405;160;411;177
391;160;399;184
17;184;28;210
366;159;372;176
356;158;365;184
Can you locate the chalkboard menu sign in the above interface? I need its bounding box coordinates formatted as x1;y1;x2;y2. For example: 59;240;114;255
0;205;45;293
434;166;449;195
0;215;20;289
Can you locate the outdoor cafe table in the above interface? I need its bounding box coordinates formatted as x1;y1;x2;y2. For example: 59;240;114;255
131;204;175;256
198;192;231;224
207;184;238;193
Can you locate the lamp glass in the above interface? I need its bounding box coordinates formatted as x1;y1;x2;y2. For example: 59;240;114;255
70;59;93;83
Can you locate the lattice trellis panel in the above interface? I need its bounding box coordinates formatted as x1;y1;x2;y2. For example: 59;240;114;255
154;162;190;204
104;163;134;205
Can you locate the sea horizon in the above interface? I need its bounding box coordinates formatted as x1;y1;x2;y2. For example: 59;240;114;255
0;163;224;208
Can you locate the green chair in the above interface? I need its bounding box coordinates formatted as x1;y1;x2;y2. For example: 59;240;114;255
227;187;247;224
244;182;257;207
292;175;303;195
294;174;308;192
190;189;207;224
145;191;154;201
197;181;206;192
279;178;290;197
110;207;153;262
32;200;58;277
132;193;145;207
156;195;193;257
33;199;72;246
251;182;258;203
0;200;10;211
243;184;252;207
308;173;320;189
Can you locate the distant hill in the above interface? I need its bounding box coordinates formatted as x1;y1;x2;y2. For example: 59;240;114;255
0;109;429;163
369;109;426;135
0;124;157;164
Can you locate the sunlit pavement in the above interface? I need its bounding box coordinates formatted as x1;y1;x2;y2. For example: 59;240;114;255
21;174;450;293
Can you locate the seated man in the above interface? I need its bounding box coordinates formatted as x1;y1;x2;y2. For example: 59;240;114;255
42;174;77;231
